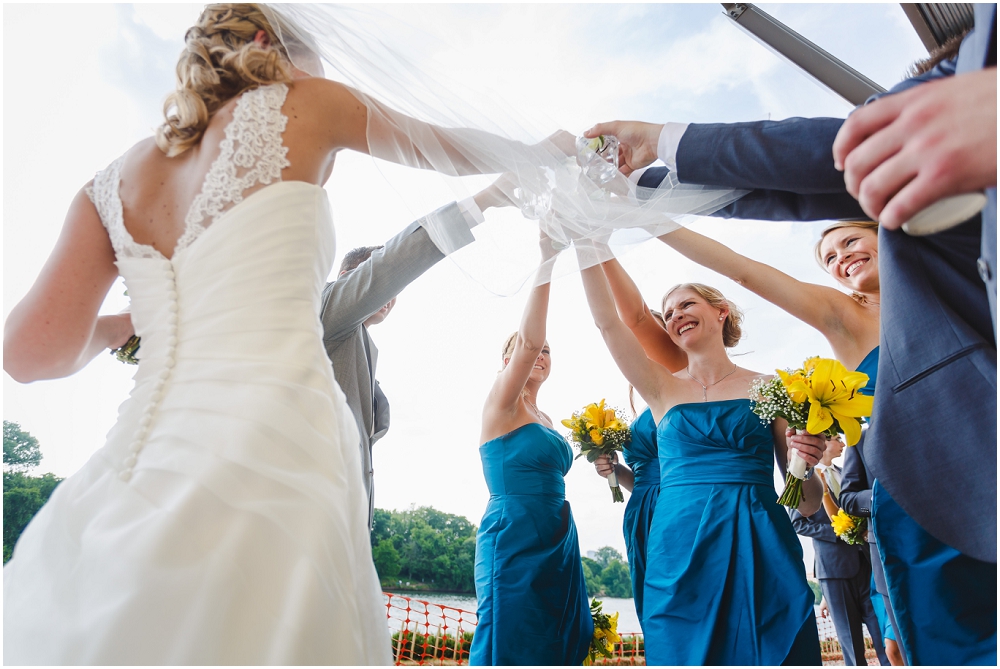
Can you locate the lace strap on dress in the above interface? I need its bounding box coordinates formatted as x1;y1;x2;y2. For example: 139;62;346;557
85;155;130;258
178;83;291;252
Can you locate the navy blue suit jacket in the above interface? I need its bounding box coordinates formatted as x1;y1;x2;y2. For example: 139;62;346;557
789;468;865;580
641;5;997;561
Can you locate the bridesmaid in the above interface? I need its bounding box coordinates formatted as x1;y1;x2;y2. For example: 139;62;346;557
591;258;686;631
470;236;591;666
576;248;825;664
653;220;996;664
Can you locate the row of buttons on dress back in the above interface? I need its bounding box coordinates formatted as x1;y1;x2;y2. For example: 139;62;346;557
120;262;179;482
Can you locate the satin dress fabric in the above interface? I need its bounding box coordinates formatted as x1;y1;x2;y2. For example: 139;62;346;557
470;423;592;666
861;347;997;665
642;400;821;665
622;408;659;630
3;183;392;665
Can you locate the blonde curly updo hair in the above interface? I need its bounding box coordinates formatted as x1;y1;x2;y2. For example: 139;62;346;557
662;283;744;348
156;4;294;157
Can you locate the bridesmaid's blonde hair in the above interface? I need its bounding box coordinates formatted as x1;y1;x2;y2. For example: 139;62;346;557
156;4;294;157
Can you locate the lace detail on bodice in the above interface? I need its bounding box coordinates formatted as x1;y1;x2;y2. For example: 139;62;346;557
180;84;290;250
85;83;291;260
85;155;164;260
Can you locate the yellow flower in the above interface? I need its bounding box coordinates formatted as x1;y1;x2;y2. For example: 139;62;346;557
561;418;577;430
589;428;604;446
831;509;856;536
780;358;873;445
584;400;608;430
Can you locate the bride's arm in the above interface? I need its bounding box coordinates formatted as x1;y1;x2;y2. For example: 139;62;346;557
4;189;131;382
306;79;569;176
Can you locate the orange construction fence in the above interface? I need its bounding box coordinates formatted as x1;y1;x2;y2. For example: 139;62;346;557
383;592;879;666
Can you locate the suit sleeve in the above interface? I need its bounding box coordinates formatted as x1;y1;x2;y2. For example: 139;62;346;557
789;505;838;543
661;59;958;219
320;202;469;342
838;440;873;518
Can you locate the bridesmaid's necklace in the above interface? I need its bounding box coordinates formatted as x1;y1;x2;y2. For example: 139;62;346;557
686;363;738;402
523;393;544;420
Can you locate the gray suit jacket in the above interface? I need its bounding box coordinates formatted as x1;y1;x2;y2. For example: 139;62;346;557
320;202;472;527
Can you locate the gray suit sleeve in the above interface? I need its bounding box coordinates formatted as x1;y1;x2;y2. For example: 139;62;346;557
320;202;468;341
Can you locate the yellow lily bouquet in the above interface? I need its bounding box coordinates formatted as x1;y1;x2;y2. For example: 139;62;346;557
583;599;621;665
831;509;868;546
749;357;873;509
562;399;631;503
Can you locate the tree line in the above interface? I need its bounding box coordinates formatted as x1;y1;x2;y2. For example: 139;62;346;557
371;505;633;598
4;421;64;563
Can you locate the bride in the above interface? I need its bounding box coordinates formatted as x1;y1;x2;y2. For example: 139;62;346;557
1;5;526;664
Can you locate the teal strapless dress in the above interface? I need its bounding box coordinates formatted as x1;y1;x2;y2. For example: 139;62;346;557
642;400;821;665
621;408;659;630
470;423;592;666
859;349;998;664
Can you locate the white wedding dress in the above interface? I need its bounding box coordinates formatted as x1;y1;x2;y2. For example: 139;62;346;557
3;84;393;665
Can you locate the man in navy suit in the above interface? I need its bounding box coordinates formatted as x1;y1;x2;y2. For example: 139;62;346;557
789;438;887;666
586;5;996;663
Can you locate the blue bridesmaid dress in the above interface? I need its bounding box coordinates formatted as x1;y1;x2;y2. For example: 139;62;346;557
621;408;659;630
470;423;593;666
861;349;997;665
642;400;821;665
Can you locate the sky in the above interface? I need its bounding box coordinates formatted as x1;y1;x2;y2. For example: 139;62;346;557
3;4;929;576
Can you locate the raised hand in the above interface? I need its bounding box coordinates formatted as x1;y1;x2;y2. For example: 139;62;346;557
584;121;663;176
832;68;997;229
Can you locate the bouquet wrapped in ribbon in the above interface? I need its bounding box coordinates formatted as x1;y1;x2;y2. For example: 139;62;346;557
830;509;868;545
562;399;631;503
750;357;873;509
583;599;621;665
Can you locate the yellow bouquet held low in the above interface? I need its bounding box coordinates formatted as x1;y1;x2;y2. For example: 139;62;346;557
563;399;631;503
750;357;873;509
831;509;868;546
583;599;621;665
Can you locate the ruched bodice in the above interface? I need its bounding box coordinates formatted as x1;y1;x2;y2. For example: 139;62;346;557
3;86;392;665
624;408;659;488
621;408;659;628
471;423;591;666
478;422;570;498
658;400;776;487
642;400;820;666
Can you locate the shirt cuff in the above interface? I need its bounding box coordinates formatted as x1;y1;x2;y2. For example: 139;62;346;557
657;122;690;172
420;201;477;256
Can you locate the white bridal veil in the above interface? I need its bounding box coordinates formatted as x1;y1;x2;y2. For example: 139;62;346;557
260;4;746;293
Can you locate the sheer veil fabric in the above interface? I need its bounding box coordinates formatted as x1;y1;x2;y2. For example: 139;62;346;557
261;4;746;293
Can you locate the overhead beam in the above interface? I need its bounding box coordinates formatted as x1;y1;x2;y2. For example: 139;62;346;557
721;3;885;106
900;3;976;52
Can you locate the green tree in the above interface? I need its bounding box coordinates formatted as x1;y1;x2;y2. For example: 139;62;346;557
600;559;633;598
593;546;624;568
581;559;603;597
3;421;41;473
2;423;63;563
373;538;402;579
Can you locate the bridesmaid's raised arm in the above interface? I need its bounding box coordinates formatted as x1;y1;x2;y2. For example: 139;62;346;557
601;257;686;373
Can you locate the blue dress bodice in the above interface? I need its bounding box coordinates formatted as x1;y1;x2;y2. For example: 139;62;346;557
642;400;820;665
470;423;592;666
620;409;659;628
855;346;878;397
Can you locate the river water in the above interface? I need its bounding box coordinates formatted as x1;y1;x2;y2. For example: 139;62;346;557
384;592;642;635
